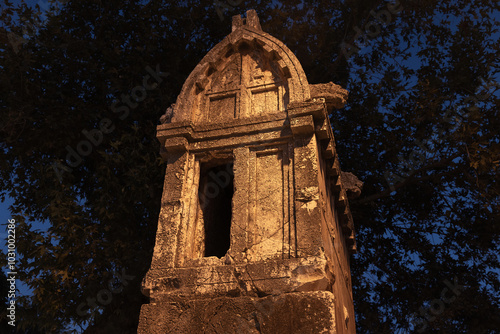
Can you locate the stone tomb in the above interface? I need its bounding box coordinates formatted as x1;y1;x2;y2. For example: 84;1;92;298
138;10;357;334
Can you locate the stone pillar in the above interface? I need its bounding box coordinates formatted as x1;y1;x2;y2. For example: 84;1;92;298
139;9;357;334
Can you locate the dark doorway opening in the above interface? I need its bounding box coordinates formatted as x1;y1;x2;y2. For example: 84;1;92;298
198;162;234;258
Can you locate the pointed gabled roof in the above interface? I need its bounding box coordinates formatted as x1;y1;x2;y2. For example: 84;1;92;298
171;9;311;123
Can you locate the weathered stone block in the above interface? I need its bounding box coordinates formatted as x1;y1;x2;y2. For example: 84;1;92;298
138;291;337;334
290;115;315;135
309;82;349;111
140;9;358;334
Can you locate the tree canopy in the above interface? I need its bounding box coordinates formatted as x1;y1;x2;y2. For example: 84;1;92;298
1;0;499;333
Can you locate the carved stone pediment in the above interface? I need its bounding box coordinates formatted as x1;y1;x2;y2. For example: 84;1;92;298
140;10;357;334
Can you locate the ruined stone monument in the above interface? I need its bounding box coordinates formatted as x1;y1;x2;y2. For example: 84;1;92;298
138;10;358;333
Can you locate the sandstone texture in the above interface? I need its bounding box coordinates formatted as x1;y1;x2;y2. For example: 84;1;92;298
138;291;339;334
310;82;349;111
139;10;358;334
341;172;364;199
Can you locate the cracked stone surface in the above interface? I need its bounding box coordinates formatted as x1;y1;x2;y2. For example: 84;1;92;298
310;82;349;110
341;172;364;199
138;9;357;334
138;291;337;334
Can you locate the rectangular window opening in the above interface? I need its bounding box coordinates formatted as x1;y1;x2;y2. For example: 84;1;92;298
198;161;234;258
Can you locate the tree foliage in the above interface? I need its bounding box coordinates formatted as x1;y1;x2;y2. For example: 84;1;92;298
0;0;499;332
